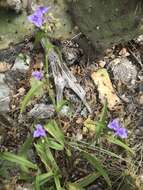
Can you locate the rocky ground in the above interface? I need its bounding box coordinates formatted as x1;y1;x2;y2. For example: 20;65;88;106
0;34;143;190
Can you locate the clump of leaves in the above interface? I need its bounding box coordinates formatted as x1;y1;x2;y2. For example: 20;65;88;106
0;101;134;189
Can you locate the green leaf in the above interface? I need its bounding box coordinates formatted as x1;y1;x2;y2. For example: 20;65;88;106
30;78;44;97
75;172;100;188
34;31;45;47
46;137;64;150
96;99;108;139
98;147;126;161
67;183;85;190
54;175;62;190
21;80;43;113
18;136;33;173
45;120;64;147
82;152;111;187
0;152;37;171
35;140;59;173
19;136;33;157
107;136;134;154
41;37;53;54
35;171;53;190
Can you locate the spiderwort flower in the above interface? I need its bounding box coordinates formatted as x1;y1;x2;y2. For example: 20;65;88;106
28;12;43;28
32;71;43;80
36;6;50;15
107;119;128;139
115;127;128;139
28;6;49;28
33;124;46;138
107;119;121;131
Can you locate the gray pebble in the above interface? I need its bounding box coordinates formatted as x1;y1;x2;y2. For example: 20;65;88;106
110;57;137;87
0;74;10;112
28;104;55;119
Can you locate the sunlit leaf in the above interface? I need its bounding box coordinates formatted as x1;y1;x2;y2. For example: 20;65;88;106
54;175;62;190
45;120;64;147
75;172;100;188
46;137;64;150
67;182;85;190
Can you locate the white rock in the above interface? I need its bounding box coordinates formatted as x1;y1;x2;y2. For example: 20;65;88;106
0;74;10;112
12;57;29;73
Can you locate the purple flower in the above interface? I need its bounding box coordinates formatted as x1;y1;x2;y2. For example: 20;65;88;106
33;124;46;138
115;127;128;139
28;6;49;27
36;6;50;15
28;13;43;28
32;71;43;80
107;119;121;131
107;118;128;139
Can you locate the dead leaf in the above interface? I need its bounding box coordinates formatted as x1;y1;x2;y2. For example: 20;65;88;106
91;68;121;110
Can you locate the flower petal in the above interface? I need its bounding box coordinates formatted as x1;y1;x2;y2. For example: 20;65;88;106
115;127;128;139
107;119;121;131
33;124;46;138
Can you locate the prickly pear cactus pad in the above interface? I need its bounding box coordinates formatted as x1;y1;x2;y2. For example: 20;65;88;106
0;9;33;50
66;0;143;50
0;0;73;50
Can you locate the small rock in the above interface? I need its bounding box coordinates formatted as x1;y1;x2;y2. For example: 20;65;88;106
75;130;83;141
135;128;143;136
0;74;10;112
98;60;106;67
136;35;143;43
80;107;88;117
62;43;81;65
110;57;137;87
4;70;25;88
12;57;29;73
60;105;71;116
139;94;143;105
28;104;55;119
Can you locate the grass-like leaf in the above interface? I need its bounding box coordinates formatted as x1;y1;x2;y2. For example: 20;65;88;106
107;136;134;154
20;80;43;113
67;182;85;190
19;136;33;157
54;175;62;190
35;171;53;190
82;152;111;187
45;137;64;150
0;152;37;170
96;99;108;139
75;172;100;188
45;120;64;147
35;140;59;173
